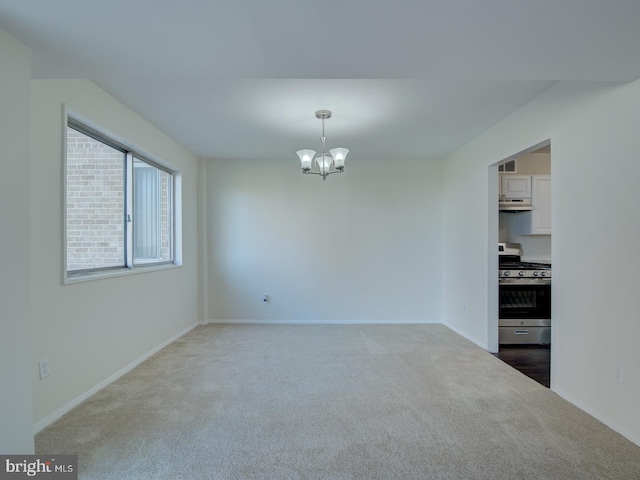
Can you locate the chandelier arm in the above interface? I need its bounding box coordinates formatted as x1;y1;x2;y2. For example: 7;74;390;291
309;171;336;175
304;169;342;176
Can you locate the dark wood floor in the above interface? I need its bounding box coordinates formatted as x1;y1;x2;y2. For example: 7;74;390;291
492;345;551;388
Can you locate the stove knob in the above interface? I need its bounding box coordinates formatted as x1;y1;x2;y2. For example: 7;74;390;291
541;271;548;277
503;271;510;277
518;271;525;276
533;271;540;277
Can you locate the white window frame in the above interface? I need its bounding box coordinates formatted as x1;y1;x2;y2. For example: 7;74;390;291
63;107;182;284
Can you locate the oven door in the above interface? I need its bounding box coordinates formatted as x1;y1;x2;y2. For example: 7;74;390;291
499;278;551;320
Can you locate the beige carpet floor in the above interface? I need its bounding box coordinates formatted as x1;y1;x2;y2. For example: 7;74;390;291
36;324;640;479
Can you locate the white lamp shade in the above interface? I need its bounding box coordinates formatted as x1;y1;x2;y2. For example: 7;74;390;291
296;149;315;170
315;153;333;174
329;148;349;169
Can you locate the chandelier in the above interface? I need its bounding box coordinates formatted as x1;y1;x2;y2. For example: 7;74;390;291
296;110;349;180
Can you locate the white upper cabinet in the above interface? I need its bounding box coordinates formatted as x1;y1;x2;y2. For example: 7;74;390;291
513;175;551;235
500;175;531;198
530;175;551;234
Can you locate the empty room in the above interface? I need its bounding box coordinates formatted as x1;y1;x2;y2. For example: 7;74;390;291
1;1;640;478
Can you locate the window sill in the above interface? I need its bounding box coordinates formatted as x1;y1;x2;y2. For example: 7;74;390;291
64;263;181;285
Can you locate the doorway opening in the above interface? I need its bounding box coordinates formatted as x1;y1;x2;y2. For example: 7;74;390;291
489;140;553;388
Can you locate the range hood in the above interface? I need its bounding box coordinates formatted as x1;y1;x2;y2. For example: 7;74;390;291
499;198;533;212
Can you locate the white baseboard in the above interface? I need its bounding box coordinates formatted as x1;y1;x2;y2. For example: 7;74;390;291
34;322;199;434
554;387;640;448
442;322;486;350
205;319;440;325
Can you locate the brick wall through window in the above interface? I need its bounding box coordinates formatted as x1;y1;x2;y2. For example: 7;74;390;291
66;128;125;271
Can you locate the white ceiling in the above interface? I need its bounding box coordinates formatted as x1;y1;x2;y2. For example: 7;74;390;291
1;0;639;160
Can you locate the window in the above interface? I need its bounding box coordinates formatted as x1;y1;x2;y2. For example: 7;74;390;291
498;160;517;173
133;159;172;264
65;116;178;280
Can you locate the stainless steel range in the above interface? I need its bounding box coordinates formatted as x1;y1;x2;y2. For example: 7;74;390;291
498;243;551;345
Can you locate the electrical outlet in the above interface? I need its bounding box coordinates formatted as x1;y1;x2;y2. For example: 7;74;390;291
39;358;50;380
614;363;624;384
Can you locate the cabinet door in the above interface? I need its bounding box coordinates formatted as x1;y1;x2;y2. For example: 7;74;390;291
501;175;531;198
531;175;551;234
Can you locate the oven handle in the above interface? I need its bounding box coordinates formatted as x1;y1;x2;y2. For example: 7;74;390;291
514;330;530;335
499;278;551;285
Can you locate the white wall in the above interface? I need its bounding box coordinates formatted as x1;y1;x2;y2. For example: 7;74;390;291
206;158;444;323
29;79;201;428
499;213;551;262
443;81;640;446
514;152;551;174
0;29;34;454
